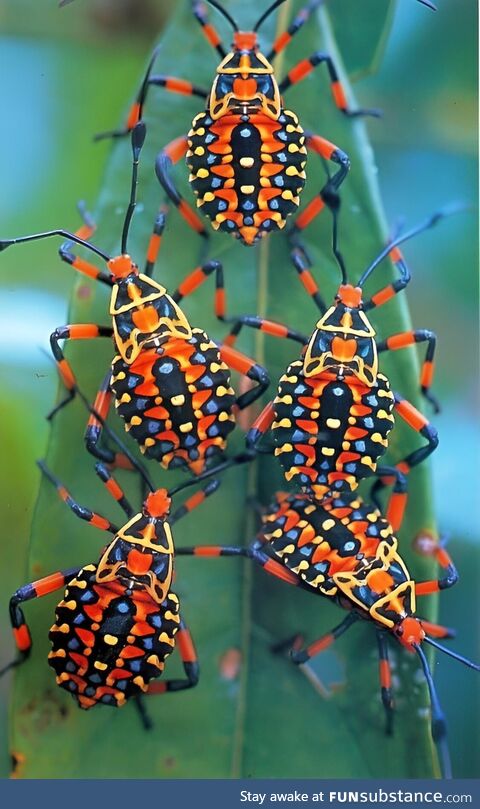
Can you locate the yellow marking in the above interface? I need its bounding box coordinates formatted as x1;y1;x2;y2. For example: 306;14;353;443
203;192;215;202
281;190;295;201
180;422;193;433
155;396;163;404
276;394;293;404
326;418;341;429
130;416;142;426
159;632;175;647
144;438;155;447
194;127;205;136
342;441;351;450
240;185;255;194
196;168;209;179
120;393;131;403
48;649;66;659
56;673;69;684
91;623;100;631
361;456;375;470
74;579;87;589
304;504;316;515
94;661;108;670
194;146;205;156
288;143;300;153
216;385;230;396
218;411;230;421
56;623;70;634
276;418;292;428
171;394;186;406
322;519;335;531
104;634;118;646
321;447;335;456
348;417;356;425
146;655;163;669
371;433;388;446
240;157;255;168
63;600;77;610
286;124;297;133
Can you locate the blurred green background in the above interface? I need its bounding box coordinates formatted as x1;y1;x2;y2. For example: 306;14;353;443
0;0;477;779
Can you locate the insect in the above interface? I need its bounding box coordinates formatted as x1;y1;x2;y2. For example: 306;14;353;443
221;208;449;528
0;459;226;724
176;490;478;778
0;123;269;476
98;0;380;247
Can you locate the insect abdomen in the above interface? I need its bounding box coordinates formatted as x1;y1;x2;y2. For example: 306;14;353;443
48;567;180;709
111;330;236;474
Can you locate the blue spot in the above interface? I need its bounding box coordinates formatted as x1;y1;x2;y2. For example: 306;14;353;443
207;154;216;165
286;530;298;540
294;454;304;464
68;681;77;692
263;220;271;229
354;441;365;452
333;387;343;397
344;541;355;552
270;199;279;210
101;695;115;704
143;638;153;650
277;131;287;142
244;216;254;225
159;362;174;374
205;133;215;144
89;673;102;683
294;383;308;394
66;662;76;672
116;680;127;691
274;176;284;187
147;421;160;433
202;376;214;387
117;601;129;614
211;178;222;188
218;200;227;211
292;406;304;417
208;425;219;437
129;660;143;672
135;398;148;410
242;200;254;211
73;613;85;625
85;686;96;697
277;152;287;162
185;435;197;446
366;395;378;407
240;128;252;138
80;591;95;603
68;639;80;650
193;352;206;362
364;417;374;428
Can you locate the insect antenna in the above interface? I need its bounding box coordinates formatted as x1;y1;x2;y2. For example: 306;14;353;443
254;0;289;32
415;644;452;778
357;204;464;288
423;636;480;671
121;122;147;255
204;0;239;32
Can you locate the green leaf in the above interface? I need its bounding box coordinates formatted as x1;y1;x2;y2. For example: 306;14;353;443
8;0;439;778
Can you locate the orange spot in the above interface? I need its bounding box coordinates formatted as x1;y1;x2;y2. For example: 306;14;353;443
145;489;171;518
233;77;257;98
108;255;134;279
119;645;144;659
131;305;160;333
337;284;362;308
366;569;394;593
331;336;357;362
233;31;257;51
75;627;95;647
397;617;425;650
238;226;259;245
127;548;153;576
